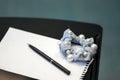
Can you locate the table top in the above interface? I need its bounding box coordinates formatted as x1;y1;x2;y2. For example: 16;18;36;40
0;17;102;80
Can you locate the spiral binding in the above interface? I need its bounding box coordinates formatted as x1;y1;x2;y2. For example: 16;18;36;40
80;58;94;80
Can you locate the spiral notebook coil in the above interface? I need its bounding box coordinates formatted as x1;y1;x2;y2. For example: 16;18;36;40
80;58;94;80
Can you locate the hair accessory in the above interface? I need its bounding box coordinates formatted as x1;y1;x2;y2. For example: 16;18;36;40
59;29;98;62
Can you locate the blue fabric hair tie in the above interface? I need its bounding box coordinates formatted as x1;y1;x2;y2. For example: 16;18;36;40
59;29;98;62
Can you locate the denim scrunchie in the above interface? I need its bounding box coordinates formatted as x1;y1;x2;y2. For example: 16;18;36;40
59;29;98;62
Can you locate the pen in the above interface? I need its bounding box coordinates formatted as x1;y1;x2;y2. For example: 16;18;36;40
28;43;71;75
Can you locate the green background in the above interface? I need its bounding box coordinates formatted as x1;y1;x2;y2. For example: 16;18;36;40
0;0;120;80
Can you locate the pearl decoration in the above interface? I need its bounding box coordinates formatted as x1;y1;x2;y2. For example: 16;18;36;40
78;34;85;39
67;30;73;35
91;44;98;51
67;54;74;62
66;50;71;55
86;38;91;43
82;52;88;58
64;41;70;45
86;38;94;44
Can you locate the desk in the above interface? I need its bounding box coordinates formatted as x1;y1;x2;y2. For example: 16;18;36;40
0;17;102;80
0;69;35;80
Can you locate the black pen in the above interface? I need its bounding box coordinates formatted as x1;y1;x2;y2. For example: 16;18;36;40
28;43;71;75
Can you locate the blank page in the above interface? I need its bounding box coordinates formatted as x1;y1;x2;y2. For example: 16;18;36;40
0;27;90;80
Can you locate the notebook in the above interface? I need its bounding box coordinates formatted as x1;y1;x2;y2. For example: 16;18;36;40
0;27;93;80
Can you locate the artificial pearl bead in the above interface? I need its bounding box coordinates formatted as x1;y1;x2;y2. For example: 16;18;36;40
86;38;94;44
67;54;74;62
82;52;88;58
86;38;91;42
79;34;85;39
91;44;98;51
66;50;71;55
67;30;73;35
64;41;70;45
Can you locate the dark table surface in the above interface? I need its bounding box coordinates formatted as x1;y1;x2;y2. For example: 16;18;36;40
0;18;102;80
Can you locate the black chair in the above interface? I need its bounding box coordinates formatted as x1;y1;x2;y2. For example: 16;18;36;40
0;17;102;80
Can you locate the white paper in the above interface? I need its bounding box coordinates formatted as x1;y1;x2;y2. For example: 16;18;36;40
0;27;89;80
